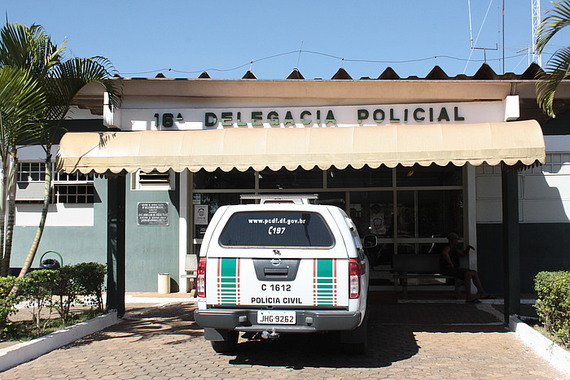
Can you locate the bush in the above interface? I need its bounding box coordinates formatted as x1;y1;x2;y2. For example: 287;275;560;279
73;262;106;311
19;270;59;333
50;263;106;322
1;262;107;339
534;271;570;348
0;276;21;338
52;265;83;323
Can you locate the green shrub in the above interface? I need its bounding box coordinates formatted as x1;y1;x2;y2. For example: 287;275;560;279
73;262;106;311
52;265;82;323
0;276;21;338
20;270;59;333
1;263;107;340
534;271;570;348
50;263;106;322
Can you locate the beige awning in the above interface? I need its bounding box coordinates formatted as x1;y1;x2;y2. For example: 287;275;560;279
57;120;545;174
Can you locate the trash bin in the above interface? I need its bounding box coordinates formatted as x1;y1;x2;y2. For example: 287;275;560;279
41;258;60;270
158;273;171;294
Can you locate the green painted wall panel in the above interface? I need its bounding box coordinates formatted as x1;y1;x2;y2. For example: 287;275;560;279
12;175;182;293
11;177;108;270
124;174;180;292
12;226;107;268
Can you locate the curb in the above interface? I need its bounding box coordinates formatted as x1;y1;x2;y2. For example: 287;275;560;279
124;295;197;304
509;315;570;376
0;311;119;372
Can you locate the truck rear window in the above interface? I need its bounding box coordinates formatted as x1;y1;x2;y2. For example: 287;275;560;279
219;211;334;248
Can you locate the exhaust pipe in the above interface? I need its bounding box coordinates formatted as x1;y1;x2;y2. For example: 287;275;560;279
261;328;280;340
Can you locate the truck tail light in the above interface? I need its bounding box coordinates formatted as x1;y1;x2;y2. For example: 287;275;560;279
349;258;361;299
196;257;207;298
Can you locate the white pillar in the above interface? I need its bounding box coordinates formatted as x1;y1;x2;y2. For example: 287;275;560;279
179;170;189;292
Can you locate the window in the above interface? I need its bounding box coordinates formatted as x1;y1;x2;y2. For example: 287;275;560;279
219;211;335;248
396;163;462;187
18;162;45;182
53;167;94;204
328;165;392;188
16;161;95;204
52;184;94;204
259;167;322;189
190;164;466;261
194;168;254;189
16;162;46;201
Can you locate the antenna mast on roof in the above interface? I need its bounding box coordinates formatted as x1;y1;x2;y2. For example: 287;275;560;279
531;0;542;67
465;0;498;73
502;0;505;74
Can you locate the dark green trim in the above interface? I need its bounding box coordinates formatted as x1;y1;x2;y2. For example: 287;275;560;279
501;169;520;320
107;174;126;317
477;223;570;294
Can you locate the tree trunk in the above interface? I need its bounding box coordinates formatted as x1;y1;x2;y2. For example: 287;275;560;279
1;151;17;276
0;160;8;276
19;153;52;278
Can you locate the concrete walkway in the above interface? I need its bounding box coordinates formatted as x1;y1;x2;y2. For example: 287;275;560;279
1;293;568;379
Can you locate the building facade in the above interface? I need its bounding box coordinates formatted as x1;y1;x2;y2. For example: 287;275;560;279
11;64;570;293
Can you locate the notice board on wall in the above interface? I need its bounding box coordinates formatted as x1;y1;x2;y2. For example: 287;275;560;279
137;202;169;226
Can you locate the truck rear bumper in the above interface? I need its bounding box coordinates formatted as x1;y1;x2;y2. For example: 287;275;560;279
194;309;362;334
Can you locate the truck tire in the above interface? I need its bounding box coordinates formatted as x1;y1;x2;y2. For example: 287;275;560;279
211;330;238;354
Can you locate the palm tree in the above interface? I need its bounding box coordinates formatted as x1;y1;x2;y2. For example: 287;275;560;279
0;23;63;277
536;0;570;117
19;56;121;277
0;23;121;277
0;66;47;276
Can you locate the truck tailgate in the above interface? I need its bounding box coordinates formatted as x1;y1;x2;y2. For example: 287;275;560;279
205;257;349;308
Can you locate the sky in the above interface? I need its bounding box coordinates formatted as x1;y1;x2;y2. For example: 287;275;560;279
2;0;570;80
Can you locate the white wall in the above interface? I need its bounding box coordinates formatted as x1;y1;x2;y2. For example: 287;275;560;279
15;203;94;227
476;135;570;223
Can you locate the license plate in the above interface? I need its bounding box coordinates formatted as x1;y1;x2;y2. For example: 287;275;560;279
257;310;296;324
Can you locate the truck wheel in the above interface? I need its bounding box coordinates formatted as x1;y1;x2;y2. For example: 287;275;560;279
211;331;238;354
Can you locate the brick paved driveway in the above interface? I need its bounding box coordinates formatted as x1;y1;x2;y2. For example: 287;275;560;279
1;300;567;379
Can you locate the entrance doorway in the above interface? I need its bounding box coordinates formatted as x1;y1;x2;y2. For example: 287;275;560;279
189;164;468;291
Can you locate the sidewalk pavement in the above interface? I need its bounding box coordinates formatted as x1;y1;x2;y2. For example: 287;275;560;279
1;292;568;379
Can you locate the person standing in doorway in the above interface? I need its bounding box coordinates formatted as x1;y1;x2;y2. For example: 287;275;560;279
440;232;490;303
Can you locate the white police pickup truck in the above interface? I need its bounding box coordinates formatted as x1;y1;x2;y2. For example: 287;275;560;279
194;197;369;354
